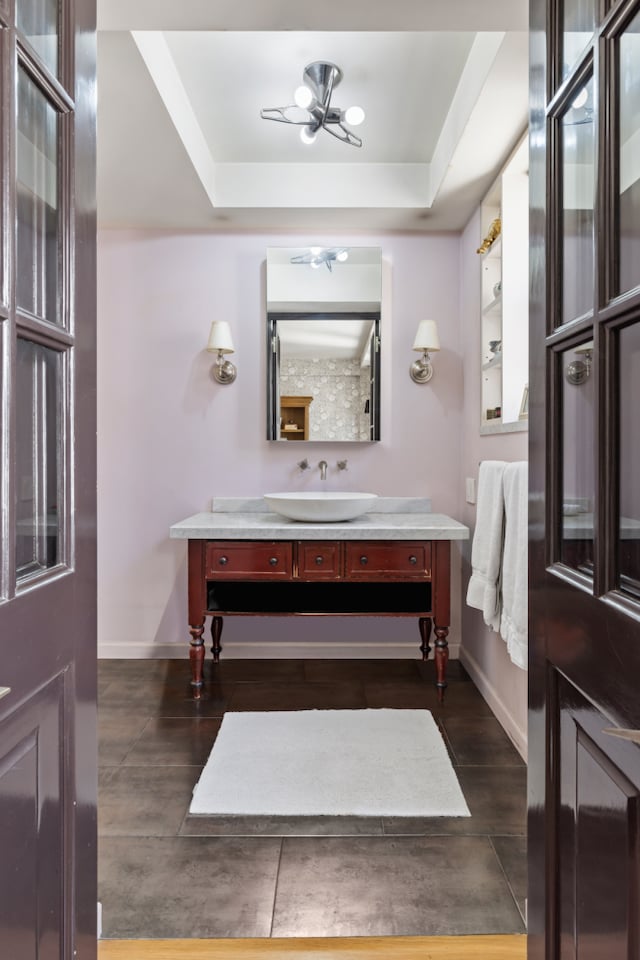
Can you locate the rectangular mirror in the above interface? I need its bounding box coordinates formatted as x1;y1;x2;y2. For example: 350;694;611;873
266;246;381;442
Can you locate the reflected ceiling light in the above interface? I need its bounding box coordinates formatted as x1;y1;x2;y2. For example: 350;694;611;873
261;61;365;148
290;247;350;272
572;88;588;110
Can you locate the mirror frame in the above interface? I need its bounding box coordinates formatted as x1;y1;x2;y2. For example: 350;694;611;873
266;310;381;442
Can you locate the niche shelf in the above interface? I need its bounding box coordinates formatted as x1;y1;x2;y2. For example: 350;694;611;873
479;132;529;435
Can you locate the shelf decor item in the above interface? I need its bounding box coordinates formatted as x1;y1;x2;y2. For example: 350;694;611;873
477;217;502;255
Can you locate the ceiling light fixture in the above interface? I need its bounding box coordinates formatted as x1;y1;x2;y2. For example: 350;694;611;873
261;61;365;148
290;247;350;272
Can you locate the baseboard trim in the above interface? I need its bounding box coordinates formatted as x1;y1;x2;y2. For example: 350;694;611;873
459;646;527;761
98;641;461;661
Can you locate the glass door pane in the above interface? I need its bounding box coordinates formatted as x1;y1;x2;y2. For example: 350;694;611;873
560;341;595;575
561;76;595;324
617;10;640;296
16;0;59;75
562;0;596;79
16;68;61;325
15;339;62;580
618;323;640;598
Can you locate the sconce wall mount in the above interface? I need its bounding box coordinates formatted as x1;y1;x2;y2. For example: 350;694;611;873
410;319;440;384
207;321;237;384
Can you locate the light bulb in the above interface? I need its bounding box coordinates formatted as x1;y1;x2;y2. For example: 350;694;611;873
310;260;322;269
344;105;365;126
336;250;349;262
294;85;313;109
572;88;588;110
300;125;318;145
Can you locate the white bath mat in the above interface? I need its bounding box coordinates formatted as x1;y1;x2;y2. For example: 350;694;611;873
190;709;470;818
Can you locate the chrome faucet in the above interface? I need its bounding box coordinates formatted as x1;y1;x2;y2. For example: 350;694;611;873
318;460;328;481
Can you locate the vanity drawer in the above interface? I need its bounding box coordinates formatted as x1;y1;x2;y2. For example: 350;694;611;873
345;542;431;580
297;542;342;580
205;542;293;579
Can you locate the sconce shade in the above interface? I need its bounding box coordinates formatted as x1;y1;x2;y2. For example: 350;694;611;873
412;320;441;352
207;321;235;354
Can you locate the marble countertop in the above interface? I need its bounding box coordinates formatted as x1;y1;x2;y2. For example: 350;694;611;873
170;497;469;541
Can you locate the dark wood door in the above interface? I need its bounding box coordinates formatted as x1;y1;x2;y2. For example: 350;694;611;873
529;1;640;958
0;0;96;957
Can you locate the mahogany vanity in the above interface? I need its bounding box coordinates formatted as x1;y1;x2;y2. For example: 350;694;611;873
170;500;469;701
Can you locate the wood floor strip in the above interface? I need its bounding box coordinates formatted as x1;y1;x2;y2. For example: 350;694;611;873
99;935;527;960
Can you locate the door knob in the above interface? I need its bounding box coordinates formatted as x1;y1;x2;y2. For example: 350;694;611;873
603;727;640;745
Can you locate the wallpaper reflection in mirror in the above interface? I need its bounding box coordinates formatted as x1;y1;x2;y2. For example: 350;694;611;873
266;246;381;443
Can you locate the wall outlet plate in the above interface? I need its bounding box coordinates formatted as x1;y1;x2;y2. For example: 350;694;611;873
465;477;476;504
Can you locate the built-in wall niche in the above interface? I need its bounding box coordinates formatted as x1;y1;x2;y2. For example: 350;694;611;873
479;133;529;435
266;247;381;443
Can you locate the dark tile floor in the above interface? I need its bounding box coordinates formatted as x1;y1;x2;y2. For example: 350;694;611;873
98;657;527;939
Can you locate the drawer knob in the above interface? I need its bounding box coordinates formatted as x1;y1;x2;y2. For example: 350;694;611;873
269;557;279;566
360;556;368;565
315;556;324;565
218;556;228;566
409;555;417;565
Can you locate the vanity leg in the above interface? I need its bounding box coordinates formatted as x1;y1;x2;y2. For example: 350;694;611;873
418;617;432;660
434;624;449;702
211;616;223;662
188;620;206;699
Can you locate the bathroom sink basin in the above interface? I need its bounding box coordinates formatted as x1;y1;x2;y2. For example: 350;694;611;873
264;492;378;523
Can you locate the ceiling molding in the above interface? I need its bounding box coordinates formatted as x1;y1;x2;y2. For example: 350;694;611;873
99;0;528;33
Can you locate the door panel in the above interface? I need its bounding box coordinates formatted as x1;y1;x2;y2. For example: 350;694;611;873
0;0;96;958
558;341;595;574
15;339;63;578
15;0;59;76
562;0;597;81
530;1;640;958
617;9;640;296
617;322;640;595
16;65;61;324
556;674;640;960
560;74;595;326
0;675;68;960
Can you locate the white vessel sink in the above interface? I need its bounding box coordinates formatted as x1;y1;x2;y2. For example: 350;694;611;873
264;491;378;523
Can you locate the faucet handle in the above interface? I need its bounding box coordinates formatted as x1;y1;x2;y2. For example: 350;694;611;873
297;458;310;471
337;459;348;471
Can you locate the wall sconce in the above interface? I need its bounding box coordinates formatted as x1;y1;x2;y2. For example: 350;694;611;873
410;320;440;383
565;341;593;385
207;321;237;384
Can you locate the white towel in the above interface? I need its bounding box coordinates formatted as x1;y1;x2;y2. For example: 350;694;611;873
500;461;528;670
466;461;507;632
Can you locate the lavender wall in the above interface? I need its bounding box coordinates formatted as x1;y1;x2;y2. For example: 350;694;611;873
97;230;466;660
459;211;529;758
